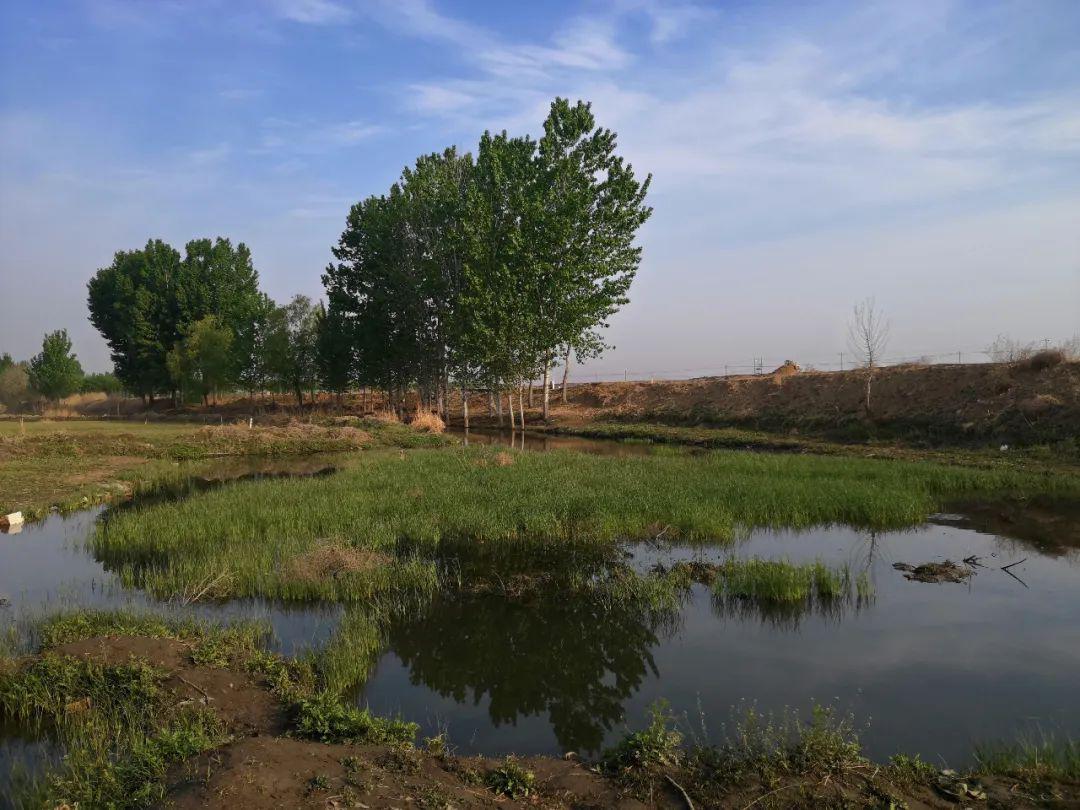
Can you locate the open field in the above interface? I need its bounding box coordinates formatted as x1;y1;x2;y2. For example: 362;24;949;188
0;418;448;519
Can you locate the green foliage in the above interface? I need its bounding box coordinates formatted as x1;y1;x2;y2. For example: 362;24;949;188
166;315;234;404
87;236;264;400
262;294;320;405
0;359;30;410
0;654;223;808
28;329;83;400
485;757;536;798
291;690;417;745
602;701;683;775
80;371;123;394
324;97;650;412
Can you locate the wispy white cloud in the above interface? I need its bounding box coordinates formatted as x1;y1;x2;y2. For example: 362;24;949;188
269;0;352;25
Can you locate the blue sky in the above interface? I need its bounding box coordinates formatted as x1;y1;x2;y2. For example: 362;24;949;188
1;0;1078;376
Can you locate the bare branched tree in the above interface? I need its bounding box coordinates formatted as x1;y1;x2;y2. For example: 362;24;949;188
848;297;889;415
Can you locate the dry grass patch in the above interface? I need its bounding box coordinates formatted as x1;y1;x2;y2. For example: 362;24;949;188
408;410;445;433
285;544;393;584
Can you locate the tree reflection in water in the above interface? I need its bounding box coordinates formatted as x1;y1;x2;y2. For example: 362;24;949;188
385;592;672;753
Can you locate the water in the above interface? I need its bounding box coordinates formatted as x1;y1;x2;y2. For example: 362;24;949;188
1;439;1079;793
358;517;1080;764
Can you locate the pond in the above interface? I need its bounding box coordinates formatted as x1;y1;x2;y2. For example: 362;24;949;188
2;438;1079;799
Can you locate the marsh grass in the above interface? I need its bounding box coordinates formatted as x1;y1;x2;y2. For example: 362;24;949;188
975;733;1080;781
0;653;225;808
713;558;854;604
89;445;1073;602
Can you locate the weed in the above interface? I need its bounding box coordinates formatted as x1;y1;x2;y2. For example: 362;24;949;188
602;701;683;776
305;773;331;794
291;690;417;745
486;756;536;799
975;732;1080;781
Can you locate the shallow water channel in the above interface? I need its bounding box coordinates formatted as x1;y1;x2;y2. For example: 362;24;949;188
2;435;1079;796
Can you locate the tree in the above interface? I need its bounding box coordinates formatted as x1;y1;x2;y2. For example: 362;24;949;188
316;302;354;401
529;98;652;420
848;298;889;415
88;240;182;401
89;237;266;403
264;295;320;406
166;316;233;405
0;360;30;412
28;329;83;401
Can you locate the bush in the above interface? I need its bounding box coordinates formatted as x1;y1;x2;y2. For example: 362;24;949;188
409;410;446;433
486;757;536;798
81;372;124;395
1018;349;1066;372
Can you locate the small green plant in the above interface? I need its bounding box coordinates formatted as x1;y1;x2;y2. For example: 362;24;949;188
975;732;1080;781
602;701;683;775
305;773;331;794
486;756;536;799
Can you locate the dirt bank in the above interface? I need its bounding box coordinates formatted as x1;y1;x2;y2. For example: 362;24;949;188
555;360;1080;445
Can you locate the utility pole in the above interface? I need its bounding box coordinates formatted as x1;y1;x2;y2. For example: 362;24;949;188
839;352;844;371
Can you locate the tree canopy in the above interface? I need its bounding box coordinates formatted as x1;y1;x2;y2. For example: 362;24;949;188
28;329;84;401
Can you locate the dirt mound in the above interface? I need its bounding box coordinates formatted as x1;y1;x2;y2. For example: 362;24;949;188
168;736;644;810
285;544;391;583
50;635;284;734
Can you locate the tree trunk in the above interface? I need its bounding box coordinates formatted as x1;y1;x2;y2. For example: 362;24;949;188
542;360;551;421
495;389;503;426
561;347;571;404
518;387;525;431
865;368;873;416
507;389;514;430
462;386;469;431
295;385;303;408
528;380;534;408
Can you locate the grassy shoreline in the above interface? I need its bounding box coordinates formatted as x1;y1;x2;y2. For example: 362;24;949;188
2;610;1076;808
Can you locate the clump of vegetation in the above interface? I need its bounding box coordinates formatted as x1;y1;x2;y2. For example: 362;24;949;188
601;701;683;777
291;690;417;745
0;654;224;808
975;733;1080;782
485;756;536;799
711;557;864;604
408;410;446;433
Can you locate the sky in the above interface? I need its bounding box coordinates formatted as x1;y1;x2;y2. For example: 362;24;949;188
1;0;1078;378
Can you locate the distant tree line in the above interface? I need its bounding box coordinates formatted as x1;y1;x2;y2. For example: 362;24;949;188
75;97;650;418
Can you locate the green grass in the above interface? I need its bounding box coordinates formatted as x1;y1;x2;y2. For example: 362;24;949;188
0;418;450;517
712;558;857;604
975;733;1080;781
89;444;1077;602
0;653;225;808
542;421;1080;472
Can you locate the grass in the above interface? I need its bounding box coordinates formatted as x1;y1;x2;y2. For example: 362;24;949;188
0;608;418;807
541;420;1080;472
711;558;861;604
0;652;225;808
975;733;1080;782
0;417;450;518
88;444;1078;602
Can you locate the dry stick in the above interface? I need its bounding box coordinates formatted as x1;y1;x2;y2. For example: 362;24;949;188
177;674;212;702
665;775;695;810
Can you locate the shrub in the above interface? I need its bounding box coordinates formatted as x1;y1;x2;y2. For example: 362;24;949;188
1018;349;1066;372
486;757;536;798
